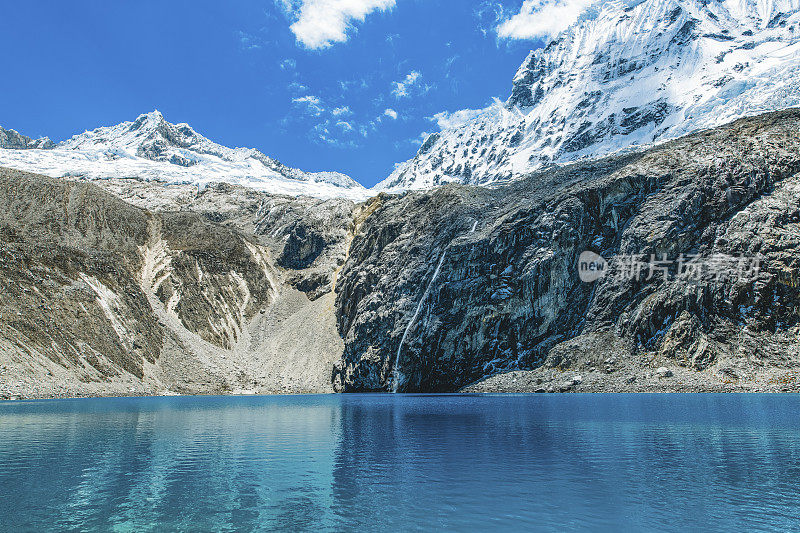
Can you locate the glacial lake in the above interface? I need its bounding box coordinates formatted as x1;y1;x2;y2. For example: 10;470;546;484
1;394;799;532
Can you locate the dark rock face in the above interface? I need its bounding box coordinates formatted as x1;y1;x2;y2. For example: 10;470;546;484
251;194;356;299
334;109;800;392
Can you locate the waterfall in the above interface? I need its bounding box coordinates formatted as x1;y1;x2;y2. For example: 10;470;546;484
391;248;448;393
391;219;478;393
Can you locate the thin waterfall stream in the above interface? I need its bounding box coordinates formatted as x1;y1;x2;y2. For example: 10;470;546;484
391;220;477;392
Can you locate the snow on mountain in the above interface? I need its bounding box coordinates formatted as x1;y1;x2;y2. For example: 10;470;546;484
0;111;369;200
0;126;54;150
376;0;800;192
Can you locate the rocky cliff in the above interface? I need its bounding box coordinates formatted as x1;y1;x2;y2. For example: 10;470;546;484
336;108;800;392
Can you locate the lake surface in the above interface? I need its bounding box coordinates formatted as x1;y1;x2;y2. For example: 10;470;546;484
1;394;799;532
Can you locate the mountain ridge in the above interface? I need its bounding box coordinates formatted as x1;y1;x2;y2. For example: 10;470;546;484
0;126;54;150
377;0;800;191
3;108;800;398
0;111;368;200
2;0;800;199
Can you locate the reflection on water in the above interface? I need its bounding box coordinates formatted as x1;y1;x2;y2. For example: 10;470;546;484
1;394;799;531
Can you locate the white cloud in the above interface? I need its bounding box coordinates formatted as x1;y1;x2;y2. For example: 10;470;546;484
429;106;490;130
496;0;597;41
292;95;324;115
279;0;395;49
336;120;354;132
391;71;421;99
332;106;352;116
383;108;398;120
413;131;432;146
293;95;321;104
280;58;297;70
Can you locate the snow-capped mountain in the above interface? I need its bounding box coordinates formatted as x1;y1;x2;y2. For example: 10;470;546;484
0;126;54;150
0;111;369;200
377;0;800;192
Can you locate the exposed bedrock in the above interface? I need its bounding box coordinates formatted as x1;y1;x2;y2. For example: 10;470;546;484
334;109;800;392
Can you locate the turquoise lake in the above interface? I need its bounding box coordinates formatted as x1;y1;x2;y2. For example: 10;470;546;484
1;394;799;531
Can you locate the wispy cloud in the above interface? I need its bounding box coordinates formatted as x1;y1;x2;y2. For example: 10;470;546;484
339;78;371;92
336;120;354;131
473;1;507;38
277;0;395;50
292;95;324;116
444;55;460;78
496;0;597;41
391;71;421;99
311;122;360;147
429;105;491;130
237;30;262;50
286;95;364;146
280;58;297;70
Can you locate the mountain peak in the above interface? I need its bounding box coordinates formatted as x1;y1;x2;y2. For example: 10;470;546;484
0;111;367;199
0;126;54;150
129;110;166;130
377;0;800;192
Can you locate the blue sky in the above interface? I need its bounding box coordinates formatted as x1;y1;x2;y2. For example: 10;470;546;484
0;0;559;187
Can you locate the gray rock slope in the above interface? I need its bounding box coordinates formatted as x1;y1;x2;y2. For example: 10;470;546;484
335;108;800;392
0;169;354;398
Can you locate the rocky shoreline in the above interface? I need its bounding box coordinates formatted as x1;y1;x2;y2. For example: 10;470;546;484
5;367;799;401
463;366;800;394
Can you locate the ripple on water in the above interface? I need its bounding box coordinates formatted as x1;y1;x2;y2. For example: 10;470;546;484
1;394;800;531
